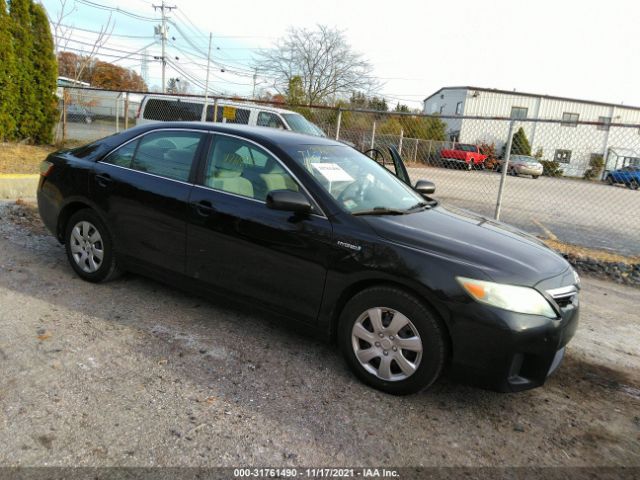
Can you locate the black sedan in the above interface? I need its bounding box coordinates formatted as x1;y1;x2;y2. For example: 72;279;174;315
37;122;580;395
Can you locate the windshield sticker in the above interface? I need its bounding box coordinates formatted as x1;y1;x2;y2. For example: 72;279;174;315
312;163;354;182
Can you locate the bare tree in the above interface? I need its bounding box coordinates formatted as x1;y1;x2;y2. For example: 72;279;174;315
48;0;115;83
255;25;380;104
166;77;191;94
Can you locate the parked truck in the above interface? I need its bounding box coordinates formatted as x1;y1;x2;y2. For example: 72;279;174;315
439;144;487;170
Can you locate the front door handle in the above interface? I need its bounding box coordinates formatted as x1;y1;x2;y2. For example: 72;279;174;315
194;200;215;217
95;173;113;188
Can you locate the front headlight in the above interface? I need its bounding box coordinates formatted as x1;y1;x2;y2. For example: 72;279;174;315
456;277;557;318
572;268;581;289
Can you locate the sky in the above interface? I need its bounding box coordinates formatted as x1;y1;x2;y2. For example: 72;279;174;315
41;0;640;109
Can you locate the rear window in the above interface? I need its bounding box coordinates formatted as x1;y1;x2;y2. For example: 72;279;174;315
143;98;203;121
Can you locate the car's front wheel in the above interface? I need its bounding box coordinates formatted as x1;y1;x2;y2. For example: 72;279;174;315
64;209;121;283
338;286;447;395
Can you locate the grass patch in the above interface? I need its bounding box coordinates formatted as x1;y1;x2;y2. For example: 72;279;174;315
0;143;57;174
544;238;640;264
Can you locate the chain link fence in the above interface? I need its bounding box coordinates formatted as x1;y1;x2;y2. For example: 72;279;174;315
55;86;640;257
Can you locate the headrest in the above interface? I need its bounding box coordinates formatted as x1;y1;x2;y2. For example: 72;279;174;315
164;149;192;164
214;152;244;178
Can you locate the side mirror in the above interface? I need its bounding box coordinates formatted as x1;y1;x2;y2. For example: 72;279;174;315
414;180;436;195
266;190;312;214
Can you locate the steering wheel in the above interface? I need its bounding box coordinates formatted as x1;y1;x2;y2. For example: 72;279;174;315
337;180;363;204
363;148;387;166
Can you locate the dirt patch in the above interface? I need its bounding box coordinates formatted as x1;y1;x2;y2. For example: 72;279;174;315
1;199;47;236
544;238;640;264
0;143;57;175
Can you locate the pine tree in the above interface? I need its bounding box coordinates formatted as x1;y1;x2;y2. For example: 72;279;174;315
29;1;57;143
9;0;37;141
510;127;532;156
0;0;17;141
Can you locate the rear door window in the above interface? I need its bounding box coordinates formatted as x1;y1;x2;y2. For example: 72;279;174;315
143;99;203;121
103;141;138;168
129;130;205;182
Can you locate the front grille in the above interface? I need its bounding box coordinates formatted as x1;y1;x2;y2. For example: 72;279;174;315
547;285;578;309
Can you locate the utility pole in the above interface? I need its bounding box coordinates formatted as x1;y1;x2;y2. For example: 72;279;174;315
153;1;176;93
204;32;213;110
252;67;258;98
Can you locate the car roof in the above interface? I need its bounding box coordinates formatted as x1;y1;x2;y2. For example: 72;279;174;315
141;94;301;115
119;121;343;148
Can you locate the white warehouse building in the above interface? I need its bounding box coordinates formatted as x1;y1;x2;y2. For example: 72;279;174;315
423;86;640;177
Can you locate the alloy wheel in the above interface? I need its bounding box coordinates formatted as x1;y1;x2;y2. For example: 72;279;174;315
69;221;104;273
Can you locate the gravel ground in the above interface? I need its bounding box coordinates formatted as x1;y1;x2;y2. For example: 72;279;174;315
0;200;639;468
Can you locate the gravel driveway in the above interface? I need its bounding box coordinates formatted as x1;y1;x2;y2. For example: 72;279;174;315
0;201;638;468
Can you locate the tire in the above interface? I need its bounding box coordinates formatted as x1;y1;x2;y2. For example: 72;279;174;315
606;175;614;185
532;175;539;179
338;286;447;395
64;209;121;283
629;180;639;190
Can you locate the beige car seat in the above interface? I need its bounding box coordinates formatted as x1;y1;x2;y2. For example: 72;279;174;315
207;143;254;198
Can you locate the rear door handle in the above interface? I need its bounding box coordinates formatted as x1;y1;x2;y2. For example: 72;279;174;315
95;173;113;188
194;200;215;217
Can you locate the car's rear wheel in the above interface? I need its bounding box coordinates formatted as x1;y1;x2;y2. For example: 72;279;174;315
338;286;447;395
64;209;121;283
532;175;539;179
606;175;614;185
629;180;639;190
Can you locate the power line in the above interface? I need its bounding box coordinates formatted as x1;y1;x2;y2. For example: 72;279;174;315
76;0;159;22
53;22;156;39
54;34;157;59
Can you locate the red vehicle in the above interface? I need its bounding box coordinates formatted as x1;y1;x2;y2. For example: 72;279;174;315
440;144;487;170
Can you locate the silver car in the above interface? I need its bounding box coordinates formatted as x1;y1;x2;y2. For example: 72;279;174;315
500;155;543;179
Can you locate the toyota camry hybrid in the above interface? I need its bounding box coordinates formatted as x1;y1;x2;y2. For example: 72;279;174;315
37;122;580;395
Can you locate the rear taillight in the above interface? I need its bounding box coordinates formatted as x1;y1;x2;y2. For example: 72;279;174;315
40;160;54;177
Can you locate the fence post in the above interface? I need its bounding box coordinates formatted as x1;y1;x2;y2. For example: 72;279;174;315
370;121;376;150
213;98;219;123
335;108;342;140
495;120;515;221
398;128;404;155
413;138;418;162
124;92;130;130
426;140;432;164
61;89;67;144
115;93;121;132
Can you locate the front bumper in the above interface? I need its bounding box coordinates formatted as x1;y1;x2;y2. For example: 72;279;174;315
446;292;579;392
515;165;543;176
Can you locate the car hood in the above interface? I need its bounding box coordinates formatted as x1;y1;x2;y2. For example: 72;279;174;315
361;204;570;286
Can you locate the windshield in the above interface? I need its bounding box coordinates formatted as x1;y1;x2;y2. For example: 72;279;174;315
282;113;326;137
285;145;425;215
512;155;538;163
457;144;477;152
